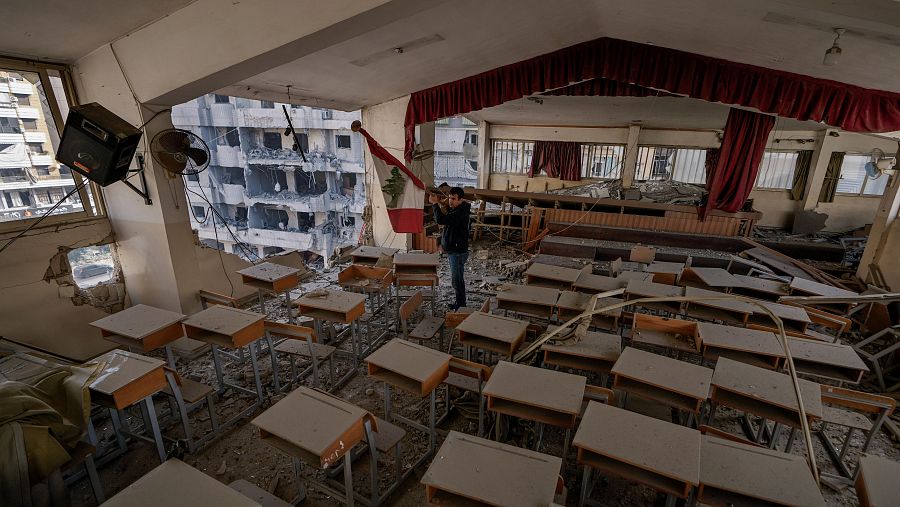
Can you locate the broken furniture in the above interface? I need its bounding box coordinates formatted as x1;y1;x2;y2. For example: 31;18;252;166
181;305;267;433
483;360;586;455
88;350;169;463
697;435;825;506
158;368;220;454
525;262;588;290
697;322;784;370
629;313;701;355
541;326;621;383
572;271;620;294
398;290;445;350
90;304;186;369
421;430;562;506
266;320;336;391
392;252;440;315
101;458;260;507
852;325;900;392
646;261;686;285
574;401;700;506
855;455;900;507
682;286;754;326
817;385;895;481
237;261;301;324
556;290;623;331
365;338;451;458
294;289;367;361
0;330;118;364
456;310;529;363
611;347;712;425
338;264;394;345
349;245;398;266
251;386;375;506
623;279;684;315
442;357;492;436
708;357;823;450
615;270;653;286
629;245;657;265
746;300;813;334
198;288;258;310
731;273;790;300
679;267;742;293
786;337;869;384
495;283;561;319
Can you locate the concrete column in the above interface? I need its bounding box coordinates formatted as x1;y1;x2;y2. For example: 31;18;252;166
857;158;900;284
798;130;839;211
72;45;203;314
621;124;642;188
477;121;491;189
360;96;410;250
414;121;436;189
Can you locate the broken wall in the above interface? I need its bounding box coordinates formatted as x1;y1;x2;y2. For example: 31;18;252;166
0;218;114;345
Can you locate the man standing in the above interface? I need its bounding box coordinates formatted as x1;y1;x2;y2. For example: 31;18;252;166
429;187;470;310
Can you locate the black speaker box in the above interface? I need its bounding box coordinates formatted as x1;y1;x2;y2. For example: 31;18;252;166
56;103;142;187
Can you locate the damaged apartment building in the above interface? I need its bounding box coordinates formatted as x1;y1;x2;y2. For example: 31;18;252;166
172;94;365;265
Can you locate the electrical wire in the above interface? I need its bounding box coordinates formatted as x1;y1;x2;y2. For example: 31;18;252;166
0;179;87;256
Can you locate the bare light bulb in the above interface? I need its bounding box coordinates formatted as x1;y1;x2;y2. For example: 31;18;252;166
823;28;845;66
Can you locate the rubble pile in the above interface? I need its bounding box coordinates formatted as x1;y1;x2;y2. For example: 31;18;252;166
546;179;707;205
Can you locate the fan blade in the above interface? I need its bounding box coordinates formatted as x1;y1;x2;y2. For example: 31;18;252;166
155;150;187;174
186;146;209;167
865;161;880;178
158;131;190;152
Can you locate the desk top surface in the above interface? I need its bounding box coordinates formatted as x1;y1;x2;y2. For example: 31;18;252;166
237;261;300;282
626;279;684;298
541;327;621;360
456;312;529;343
525;262;584;283
612;347;713;400
351;246;399;259
102;459;260;507
0;353;61;381
574;401;700;486
89;350;165;395
752;301;812;323
648;261;685;274
90;304;185;339
495;284;561;305
857;455;900;507
685;267;742;288
789;277;858;298
393;253;440;266
573;272;620;292
786;338;868;371
295;290;367;313
182;305;265;335
699;436;824;506
484;361;585;415
733;275;789;295
252;386;370;459
365;338;451;382
685;286;755;314
711;357;823;419
697;322;785;357
422;431;561;507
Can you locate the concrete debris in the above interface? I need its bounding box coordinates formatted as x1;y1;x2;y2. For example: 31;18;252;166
792;210;829;235
545;179;707;205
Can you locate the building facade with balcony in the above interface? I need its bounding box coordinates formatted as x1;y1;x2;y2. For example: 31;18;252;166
0;71;79;221
434;116;479;187
172;94;365;265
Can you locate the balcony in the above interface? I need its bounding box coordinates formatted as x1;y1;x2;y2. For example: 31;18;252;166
246;146;308;166
237;107;358;130
23;131;46;143
220;183;246;205
8;81;34;95
31;154;54;166
15;107;39;119
212;145;245;167
246;227;320;250
0;133;24;143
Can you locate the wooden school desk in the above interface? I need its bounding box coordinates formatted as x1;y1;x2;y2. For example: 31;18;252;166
456;311;528;361
90;304;185;368
237;262;301;323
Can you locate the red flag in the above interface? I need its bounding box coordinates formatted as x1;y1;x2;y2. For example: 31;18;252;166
356;124;425;233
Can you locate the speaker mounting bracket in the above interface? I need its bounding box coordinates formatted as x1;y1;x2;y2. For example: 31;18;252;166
123;153;152;205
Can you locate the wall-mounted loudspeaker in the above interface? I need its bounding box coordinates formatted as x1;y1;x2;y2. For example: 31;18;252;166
56;103;142;186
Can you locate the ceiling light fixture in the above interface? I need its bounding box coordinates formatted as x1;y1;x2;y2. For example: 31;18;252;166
823;28;845;66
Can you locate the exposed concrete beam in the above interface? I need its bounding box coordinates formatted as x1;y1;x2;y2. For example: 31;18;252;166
621;124;641;188
477;121;491;189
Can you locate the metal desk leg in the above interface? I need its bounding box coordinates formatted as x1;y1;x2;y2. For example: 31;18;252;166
266;333;281;392
579;466;592;507
429;389;436;455
284;290;293;324
164;344;176;369
343;452;355;507
307;335;320;388
249;344;264;407
257;288;267;316
140;396;167;462
212;345;226;394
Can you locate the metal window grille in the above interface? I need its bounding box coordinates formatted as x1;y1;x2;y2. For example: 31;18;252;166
755;151;798;189
838;154;889;196
635;146;707;184
581;144;625;179
490;139;534;174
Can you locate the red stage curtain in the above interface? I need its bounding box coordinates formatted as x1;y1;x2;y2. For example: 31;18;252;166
701;108;775;218
404;37;900;161
529;141;582;181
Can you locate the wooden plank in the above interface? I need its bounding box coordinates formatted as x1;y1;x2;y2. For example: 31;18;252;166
574;402;700;499
102;459;260;507
422;431;560;507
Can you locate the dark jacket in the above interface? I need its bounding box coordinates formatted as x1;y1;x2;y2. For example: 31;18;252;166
433;201;470;253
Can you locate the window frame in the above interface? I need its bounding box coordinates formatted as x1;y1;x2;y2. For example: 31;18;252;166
335;134;351;150
754;149;801;191
634;145;708;185
835;152;890;197
0;56;105;234
489;139;535;174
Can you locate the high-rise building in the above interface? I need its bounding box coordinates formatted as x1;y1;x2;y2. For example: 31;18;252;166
172;94;365;266
434;116;478;187
0;71;82;222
